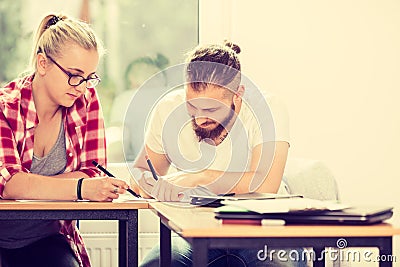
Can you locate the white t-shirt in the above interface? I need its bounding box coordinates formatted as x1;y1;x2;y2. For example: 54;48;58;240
145;87;289;174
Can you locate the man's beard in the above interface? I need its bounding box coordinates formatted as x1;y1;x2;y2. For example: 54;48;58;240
192;103;236;142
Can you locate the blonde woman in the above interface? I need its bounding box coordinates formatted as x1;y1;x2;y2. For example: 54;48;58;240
0;14;129;267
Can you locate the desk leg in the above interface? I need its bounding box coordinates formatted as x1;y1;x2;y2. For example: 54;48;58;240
313;247;325;267
119;220;127;267
160;220;171;267
192;239;208;267
119;210;138;267
378;237;393;267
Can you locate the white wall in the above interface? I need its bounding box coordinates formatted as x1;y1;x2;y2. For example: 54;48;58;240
200;0;400;207
200;0;400;265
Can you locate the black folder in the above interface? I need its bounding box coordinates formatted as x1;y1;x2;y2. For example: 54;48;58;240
190;192;303;207
215;206;393;225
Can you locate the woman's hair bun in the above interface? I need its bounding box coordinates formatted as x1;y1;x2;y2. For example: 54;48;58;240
223;40;241;54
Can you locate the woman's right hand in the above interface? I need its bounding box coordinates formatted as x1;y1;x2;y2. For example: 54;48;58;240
80;177;129;201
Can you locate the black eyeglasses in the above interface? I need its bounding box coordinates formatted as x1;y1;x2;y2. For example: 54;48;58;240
47;55;101;88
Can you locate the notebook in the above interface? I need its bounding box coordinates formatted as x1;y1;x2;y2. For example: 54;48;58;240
190;192;303;207
214;206;393;225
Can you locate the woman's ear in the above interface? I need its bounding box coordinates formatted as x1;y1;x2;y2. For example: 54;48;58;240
36;53;48;75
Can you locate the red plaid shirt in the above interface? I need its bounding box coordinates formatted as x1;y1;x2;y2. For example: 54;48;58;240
0;74;107;267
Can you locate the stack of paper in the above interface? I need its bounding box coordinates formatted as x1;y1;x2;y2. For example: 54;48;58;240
221;198;348;214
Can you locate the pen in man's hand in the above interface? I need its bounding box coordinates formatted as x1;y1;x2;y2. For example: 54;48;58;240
92;160;142;198
145;155;158;181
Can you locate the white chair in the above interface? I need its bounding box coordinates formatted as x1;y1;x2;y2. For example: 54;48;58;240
284;157;339;201
284;158;351;267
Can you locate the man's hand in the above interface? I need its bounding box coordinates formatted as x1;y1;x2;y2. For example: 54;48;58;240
133;169;157;197
134;169;196;201
150;178;187;201
162;171;198;188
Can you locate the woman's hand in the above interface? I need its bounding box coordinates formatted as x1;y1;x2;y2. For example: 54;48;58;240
80;177;129;201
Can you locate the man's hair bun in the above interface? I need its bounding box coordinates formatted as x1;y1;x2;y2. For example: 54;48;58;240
223;40;241;54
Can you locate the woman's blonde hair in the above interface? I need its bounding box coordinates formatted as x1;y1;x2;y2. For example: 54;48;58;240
30;13;104;71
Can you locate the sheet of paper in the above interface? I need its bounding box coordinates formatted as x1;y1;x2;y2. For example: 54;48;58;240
113;192;156;202
14;194;151;203
15;199;82;202
179;186;217;202
221;198;349;214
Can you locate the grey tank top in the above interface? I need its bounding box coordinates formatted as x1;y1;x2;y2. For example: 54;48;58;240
0;120;67;249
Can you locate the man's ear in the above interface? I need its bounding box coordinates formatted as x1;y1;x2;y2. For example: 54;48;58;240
237;85;245;96
233;85;245;104
36;53;48;75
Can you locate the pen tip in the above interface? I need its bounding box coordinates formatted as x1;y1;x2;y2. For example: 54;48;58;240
145;155;149;160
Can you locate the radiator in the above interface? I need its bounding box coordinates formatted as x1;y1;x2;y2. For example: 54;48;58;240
80;210;160;266
83;233;118;267
82;232;159;267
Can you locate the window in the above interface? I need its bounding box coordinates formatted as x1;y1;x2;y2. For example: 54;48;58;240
0;0;199;162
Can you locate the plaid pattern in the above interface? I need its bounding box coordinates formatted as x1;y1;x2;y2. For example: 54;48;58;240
0;74;107;267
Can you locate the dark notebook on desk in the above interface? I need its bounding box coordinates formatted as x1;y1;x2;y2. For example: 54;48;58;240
215;206;393;225
190;192;303;207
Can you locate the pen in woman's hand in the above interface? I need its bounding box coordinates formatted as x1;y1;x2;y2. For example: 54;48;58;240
92;160;114;177
92;160;142;198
